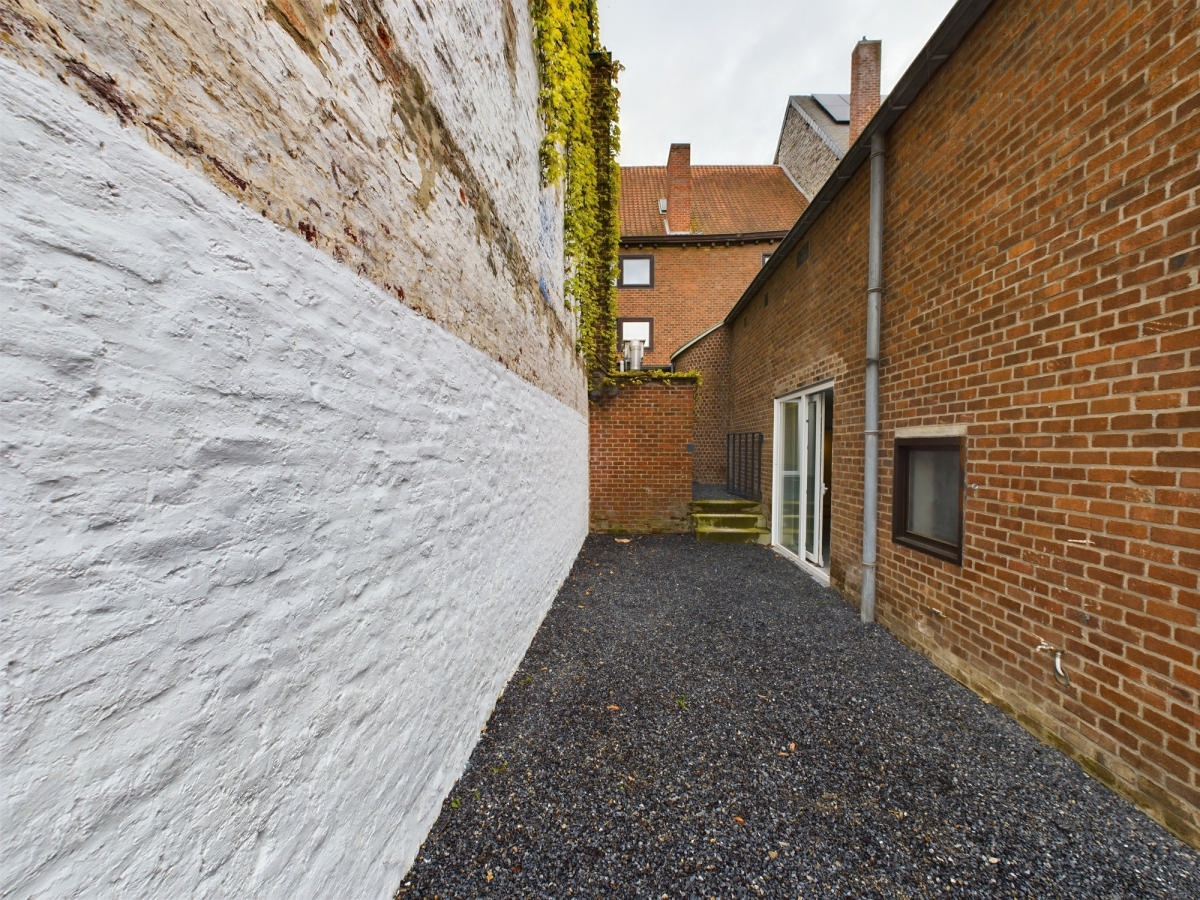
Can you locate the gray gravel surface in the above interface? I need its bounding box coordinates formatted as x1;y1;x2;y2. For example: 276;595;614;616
397;535;1200;898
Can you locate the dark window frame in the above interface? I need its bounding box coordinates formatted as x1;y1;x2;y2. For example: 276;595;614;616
616;317;654;351
892;435;965;564
617;254;654;288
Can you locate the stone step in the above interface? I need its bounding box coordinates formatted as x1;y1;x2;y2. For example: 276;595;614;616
692;512;765;530
694;525;772;545
689;499;761;514
691;497;768;545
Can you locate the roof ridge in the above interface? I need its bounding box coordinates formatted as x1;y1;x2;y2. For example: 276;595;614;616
621;164;789;172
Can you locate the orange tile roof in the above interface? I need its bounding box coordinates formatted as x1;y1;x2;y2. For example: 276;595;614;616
619;165;807;238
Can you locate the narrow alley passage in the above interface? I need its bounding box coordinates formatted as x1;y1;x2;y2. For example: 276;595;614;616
398;536;1199;898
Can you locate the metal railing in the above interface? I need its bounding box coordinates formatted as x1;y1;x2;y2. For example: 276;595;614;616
726;432;763;500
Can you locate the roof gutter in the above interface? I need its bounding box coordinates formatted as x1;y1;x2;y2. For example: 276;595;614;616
724;0;993;326
621;230;791;247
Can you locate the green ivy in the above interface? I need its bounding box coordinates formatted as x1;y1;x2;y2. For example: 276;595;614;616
603;370;702;389
531;1;620;391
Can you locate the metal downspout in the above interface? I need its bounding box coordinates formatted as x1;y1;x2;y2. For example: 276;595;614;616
861;131;885;624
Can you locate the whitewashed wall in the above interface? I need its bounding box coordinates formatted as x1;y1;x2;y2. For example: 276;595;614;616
0;60;588;897
1;0;583;409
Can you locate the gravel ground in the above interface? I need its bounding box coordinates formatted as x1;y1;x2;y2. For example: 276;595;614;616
397;535;1200;899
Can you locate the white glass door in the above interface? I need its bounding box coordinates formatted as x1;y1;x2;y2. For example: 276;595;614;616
774;385;833;569
804;392;825;564
779;400;801;555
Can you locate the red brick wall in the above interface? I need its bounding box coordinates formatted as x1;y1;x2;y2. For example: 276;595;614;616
728;172;871;593
674;325;730;485
589;379;697;533
729;0;1199;845
618;241;776;367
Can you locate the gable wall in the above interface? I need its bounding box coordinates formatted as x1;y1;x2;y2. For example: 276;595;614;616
730;0;1199;845
774;103;842;200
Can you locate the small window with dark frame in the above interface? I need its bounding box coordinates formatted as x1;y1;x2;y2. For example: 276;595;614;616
618;254;654;287
892;436;964;564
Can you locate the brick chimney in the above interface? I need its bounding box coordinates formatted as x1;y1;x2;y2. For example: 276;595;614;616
665;143;692;233
849;39;881;145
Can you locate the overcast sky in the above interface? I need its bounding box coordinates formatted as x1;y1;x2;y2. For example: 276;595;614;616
596;0;958;166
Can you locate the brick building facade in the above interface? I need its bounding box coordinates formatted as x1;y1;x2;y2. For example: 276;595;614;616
660;42;882;487
617;144;806;371
723;0;1199;845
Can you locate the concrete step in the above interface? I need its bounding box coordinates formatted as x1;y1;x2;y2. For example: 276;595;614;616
689;498;761;514
692;512;765;530
695;525;772;545
691;497;768;545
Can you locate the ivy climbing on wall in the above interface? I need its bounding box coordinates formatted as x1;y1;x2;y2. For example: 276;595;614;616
531;0;621;391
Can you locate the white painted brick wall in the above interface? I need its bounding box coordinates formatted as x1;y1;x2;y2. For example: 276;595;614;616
0;60;588;897
1;0;582;409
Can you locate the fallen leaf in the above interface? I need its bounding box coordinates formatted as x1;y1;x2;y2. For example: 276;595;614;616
606;704;620;711
615;538;631;543
768;850;779;860
733;816;745;824
485;870;494;882
788;742;796;751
